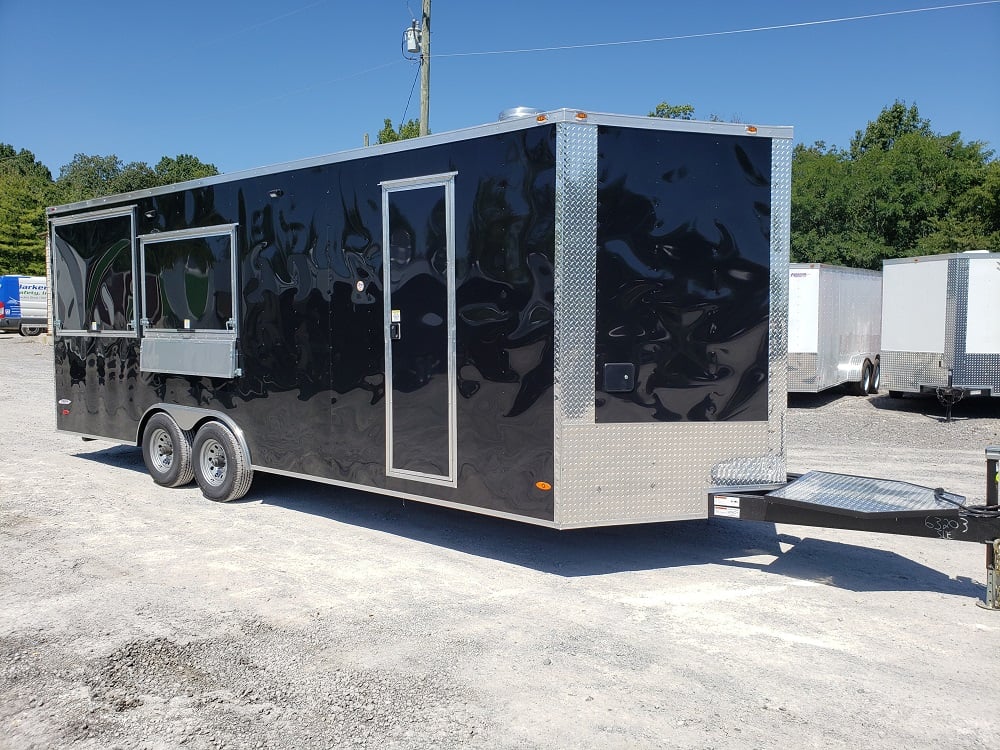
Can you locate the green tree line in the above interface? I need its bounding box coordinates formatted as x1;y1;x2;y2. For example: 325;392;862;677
3;102;997;275
655;99;998;268
0;149;217;274
791;101;999;267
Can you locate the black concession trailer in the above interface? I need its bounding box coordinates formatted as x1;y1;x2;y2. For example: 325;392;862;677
47;109;999;606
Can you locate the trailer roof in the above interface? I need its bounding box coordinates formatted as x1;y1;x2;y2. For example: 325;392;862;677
882;252;1000;265
789;262;881;275
47;108;793;216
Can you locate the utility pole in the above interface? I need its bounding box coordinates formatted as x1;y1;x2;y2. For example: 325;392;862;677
419;0;431;136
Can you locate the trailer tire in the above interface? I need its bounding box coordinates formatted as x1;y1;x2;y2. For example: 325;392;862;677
192;421;253;503
18;325;42;336
142;413;195;487
848;360;874;396
868;359;881;394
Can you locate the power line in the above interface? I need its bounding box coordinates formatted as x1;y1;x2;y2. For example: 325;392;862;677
208;0;330;46
435;1;1000;58
401;63;421;125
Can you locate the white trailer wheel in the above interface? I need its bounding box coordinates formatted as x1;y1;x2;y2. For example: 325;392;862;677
848;360;874;397
141;413;195;487
869;360;881;394
18;325;43;336
192;422;253;503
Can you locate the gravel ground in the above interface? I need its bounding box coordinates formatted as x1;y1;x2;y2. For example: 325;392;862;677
2;333;999;750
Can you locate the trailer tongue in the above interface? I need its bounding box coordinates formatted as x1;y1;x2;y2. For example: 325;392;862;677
710;446;1000;610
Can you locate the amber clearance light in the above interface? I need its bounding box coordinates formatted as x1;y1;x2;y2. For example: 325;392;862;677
535;481;552;491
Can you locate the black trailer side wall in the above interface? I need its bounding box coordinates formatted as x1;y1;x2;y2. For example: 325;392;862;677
53;126;558;520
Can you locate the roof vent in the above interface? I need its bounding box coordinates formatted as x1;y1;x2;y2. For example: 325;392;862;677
499;106;542;121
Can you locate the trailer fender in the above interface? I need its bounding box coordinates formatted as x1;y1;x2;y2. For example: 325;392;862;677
839;353;875;384
138;405;252;469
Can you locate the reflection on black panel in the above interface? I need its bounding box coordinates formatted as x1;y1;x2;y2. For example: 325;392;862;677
53;215;133;331
387;186;450;476
143;234;233;330
595;127;772;423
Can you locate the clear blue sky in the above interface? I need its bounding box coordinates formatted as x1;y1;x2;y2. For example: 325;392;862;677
2;0;998;177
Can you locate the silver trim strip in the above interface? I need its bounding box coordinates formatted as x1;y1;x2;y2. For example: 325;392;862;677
379;171;458;190
381;174;458;488
49;204;139;225
136;223;239;242
56;330;138;339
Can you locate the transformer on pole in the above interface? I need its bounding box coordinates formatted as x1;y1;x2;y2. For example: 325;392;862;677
402;2;431;136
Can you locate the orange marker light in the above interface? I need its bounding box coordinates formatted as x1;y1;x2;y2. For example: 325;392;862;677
536;114;548;123
575;111;588;120
535;481;552;491
745;125;758;134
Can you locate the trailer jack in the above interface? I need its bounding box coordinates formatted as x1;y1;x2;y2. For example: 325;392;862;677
936;379;966;423
709;446;1000;609
978;539;1000;611
979;446;1000;610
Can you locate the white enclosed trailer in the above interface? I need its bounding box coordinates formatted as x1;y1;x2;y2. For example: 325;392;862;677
787;263;882;395
881;252;1000;398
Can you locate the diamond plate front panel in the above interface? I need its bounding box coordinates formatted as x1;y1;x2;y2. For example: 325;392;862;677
556;422;770;526
882;350;948;391
955;354;1000;394
787;352;819;391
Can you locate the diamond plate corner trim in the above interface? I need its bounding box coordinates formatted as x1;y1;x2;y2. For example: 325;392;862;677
552;121;599;524
766;136;792;481
947;256;1000;392
944;255;964;374
553;121;598;425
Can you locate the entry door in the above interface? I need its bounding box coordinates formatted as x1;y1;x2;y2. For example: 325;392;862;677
381;173;457;486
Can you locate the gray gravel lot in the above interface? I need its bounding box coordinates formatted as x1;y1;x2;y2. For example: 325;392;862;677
2;334;999;749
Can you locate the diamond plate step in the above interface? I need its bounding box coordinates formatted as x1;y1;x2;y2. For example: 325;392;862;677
767;471;967;516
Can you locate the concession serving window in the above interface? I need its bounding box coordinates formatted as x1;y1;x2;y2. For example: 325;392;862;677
50;206;138;336
137;224;240;379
